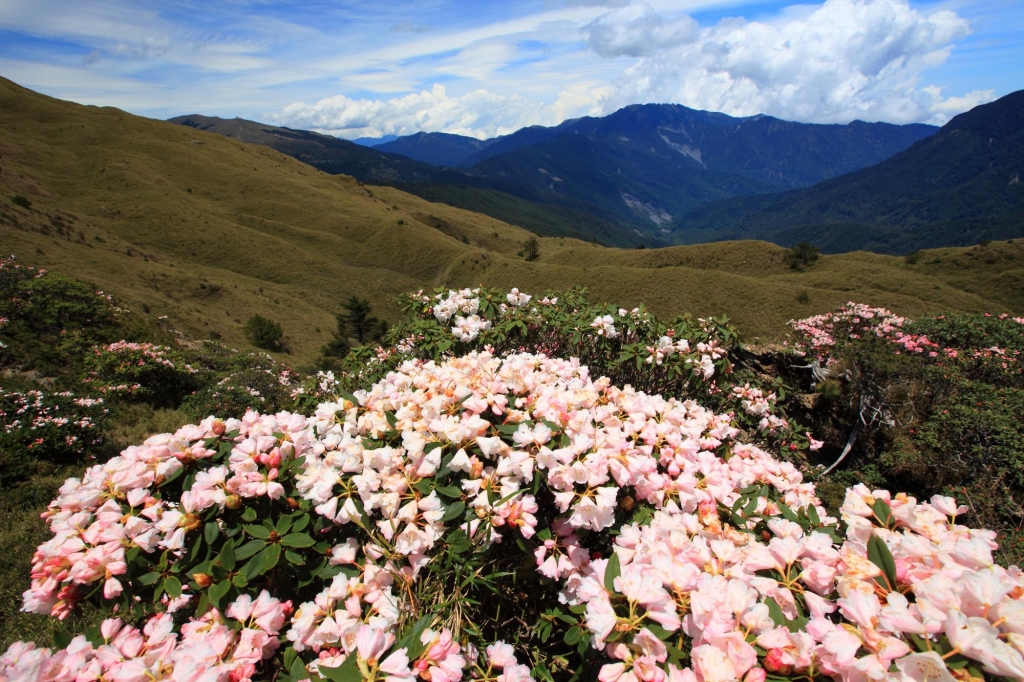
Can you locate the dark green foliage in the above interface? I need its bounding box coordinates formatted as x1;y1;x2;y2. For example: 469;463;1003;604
81;341;202;408
783;241;820;270
0;390;108;488
243;314;283;351
807;313;1024;564
10;195;31;209
336;296;387;345
904;250;921;264
523;236;540;261
0;261;122;378
182;367;292;420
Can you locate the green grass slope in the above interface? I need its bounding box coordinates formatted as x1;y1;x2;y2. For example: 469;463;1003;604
1;75;1022;368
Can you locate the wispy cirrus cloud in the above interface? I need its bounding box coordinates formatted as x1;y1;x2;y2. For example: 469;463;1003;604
0;0;1016;136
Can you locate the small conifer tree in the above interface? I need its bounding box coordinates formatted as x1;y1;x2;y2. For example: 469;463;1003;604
243;314;283;350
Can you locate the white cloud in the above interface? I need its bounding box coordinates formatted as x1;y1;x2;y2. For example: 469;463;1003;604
272;83;607;139
583;3;698;57
588;0;992;124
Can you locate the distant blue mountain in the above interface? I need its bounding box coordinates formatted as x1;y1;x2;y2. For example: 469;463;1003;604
348;135;398;147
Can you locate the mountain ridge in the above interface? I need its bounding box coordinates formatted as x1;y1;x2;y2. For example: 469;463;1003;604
673;89;1024;253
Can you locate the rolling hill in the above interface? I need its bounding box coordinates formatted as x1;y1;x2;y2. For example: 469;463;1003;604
674;89;1024;253
168;114;652;247
2;75;1021;367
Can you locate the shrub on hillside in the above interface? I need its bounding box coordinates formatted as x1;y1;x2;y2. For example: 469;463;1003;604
244;314;283;351
10;195;31;209
0;256;123;377
0;388;107;487
789;305;1024;563
182;367;296;420
783;241;820;270
81;340;201;408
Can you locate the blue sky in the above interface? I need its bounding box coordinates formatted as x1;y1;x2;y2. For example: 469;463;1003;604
0;0;1020;138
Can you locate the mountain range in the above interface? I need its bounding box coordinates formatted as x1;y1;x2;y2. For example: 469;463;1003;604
671;90;1024;253
171;105;937;245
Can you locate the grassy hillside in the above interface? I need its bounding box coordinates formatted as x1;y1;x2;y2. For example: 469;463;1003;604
1;75;1022;368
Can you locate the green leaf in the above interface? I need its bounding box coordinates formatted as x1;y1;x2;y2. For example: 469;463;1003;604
396;616;432;662
240;507;257;522
259;543;282;574
441;501;466;523
281;533;316;549
765;597;787;628
563;626;583;645
208;580;230;607
289;656;308;682
242;553;266;581
435;484;462;499
777;502;799;523
291;514;310;533
232;573;248;589
235;539;265;561
447;528;471;554
604;552;621;593
385;411;397;429
285;550;306;565
871;498;896;529
533;662;555;682
276;516;294;535
53;629;72;649
138;571;161;586
338;390;360;408
204;521;219;545
219;539;236;572
867;533;898;592
163;576;182;599
245;525;271;540
320;653;362;682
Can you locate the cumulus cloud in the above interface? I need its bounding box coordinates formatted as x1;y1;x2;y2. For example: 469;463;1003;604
583;3;698;57
588;0;992;125
273;83;610;139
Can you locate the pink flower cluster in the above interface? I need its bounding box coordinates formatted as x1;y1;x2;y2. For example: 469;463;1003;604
92;341;198;373
0;389;106;451
2;591;288;682
788;304;907;363
5;350;1023;682
790;304;1023;373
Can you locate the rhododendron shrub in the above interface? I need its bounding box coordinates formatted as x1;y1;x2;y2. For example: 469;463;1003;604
6;350;1024;682
790;305;1024;565
300;287;818;455
0;389;107;486
81;340;201;407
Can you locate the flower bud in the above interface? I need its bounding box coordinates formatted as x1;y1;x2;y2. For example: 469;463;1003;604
183;513;202;532
225;494;242;510
212;420;226;436
194;573;212;588
763;649;792;675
